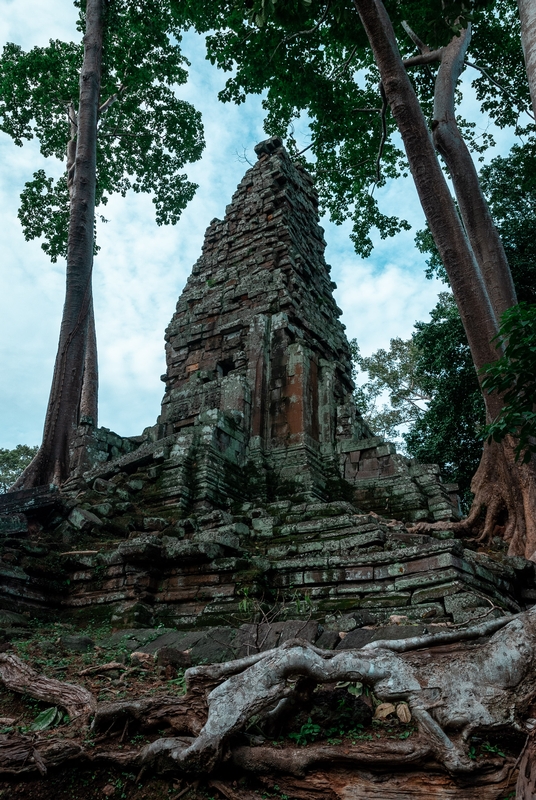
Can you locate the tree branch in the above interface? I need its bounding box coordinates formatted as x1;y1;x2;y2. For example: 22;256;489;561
401;20;430;54
375;82;388;182
98;84;126;118
433;26;517;330
464;59;536;121
270;2;331;61
403;50;443;67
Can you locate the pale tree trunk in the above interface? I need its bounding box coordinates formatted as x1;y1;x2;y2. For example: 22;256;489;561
80;293;98;426
67;104;99;429
13;0;103;489
352;0;500;401
432;26;517;322
518;0;536;119
353;0;536;559
429;27;536;559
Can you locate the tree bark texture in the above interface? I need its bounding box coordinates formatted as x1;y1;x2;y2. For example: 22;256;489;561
518;0;536;119
0;654;95;718
0;612;533;796
432;27;517;325
13;0;103;489
67;109;99;431
79;293;99;427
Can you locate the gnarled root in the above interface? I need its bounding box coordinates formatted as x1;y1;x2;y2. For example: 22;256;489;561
517;730;536;799
92;695;205;737
231;738;433;775
408;438;536;559
0;612;534;782
0;653;95;719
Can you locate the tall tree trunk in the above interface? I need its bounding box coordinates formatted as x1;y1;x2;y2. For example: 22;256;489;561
12;0;103;489
352;0;536;558
518;0;536;119
431;26;517;322
352;0;501;407
67;104;99;430
80;294;98;427
430;25;536;559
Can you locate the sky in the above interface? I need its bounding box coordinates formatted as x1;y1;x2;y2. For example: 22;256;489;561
0;0;517;450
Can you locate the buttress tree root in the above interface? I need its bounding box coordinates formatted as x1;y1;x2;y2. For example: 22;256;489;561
409;438;536;560
1;610;536;795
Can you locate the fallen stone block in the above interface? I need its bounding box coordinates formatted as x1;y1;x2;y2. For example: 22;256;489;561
155;646;192;668
60;634;95;652
336;628;374;649
279;619;320;645
68;507;103;531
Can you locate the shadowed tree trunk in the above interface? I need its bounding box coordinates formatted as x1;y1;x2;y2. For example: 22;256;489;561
13;0;103;489
80;294;98;427
518;0;536;119
353;0;536;559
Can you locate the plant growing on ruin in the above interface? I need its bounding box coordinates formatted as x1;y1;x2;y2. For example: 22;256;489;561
0;0;204;488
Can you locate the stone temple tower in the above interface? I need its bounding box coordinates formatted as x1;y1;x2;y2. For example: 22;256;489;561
64;137;458;520
156;137;373;504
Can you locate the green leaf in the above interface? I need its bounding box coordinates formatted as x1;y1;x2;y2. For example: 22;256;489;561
29;706;63;732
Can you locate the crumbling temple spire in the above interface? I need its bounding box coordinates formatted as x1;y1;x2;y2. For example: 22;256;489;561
157;137;372;502
57;137;458;520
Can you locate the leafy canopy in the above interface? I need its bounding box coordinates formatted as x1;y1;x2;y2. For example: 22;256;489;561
175;0;527;259
353;294;484;504
0;0;205;261
0;445;38;493
350;337;430;438
481;303;536;462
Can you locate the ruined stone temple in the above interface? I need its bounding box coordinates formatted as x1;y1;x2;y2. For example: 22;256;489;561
71;135;460;521
0;137;534;637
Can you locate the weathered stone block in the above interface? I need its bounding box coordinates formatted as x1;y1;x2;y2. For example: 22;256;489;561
68;507;103;531
195;529;241;551
444;591;492;623
0;514;28;535
251;518;274;537
374;552;468;581
360;592;411;608
411;581;466;605
336;628;374;649
395;567;464;591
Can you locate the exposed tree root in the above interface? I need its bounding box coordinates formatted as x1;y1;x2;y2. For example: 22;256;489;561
230;738;433;774
0;611;534;787
92;695;206;737
0;733;84;776
516;729;536;799
0;653;95;718
408;438;536;560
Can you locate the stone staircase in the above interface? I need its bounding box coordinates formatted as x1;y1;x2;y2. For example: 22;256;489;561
0;489;531;637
